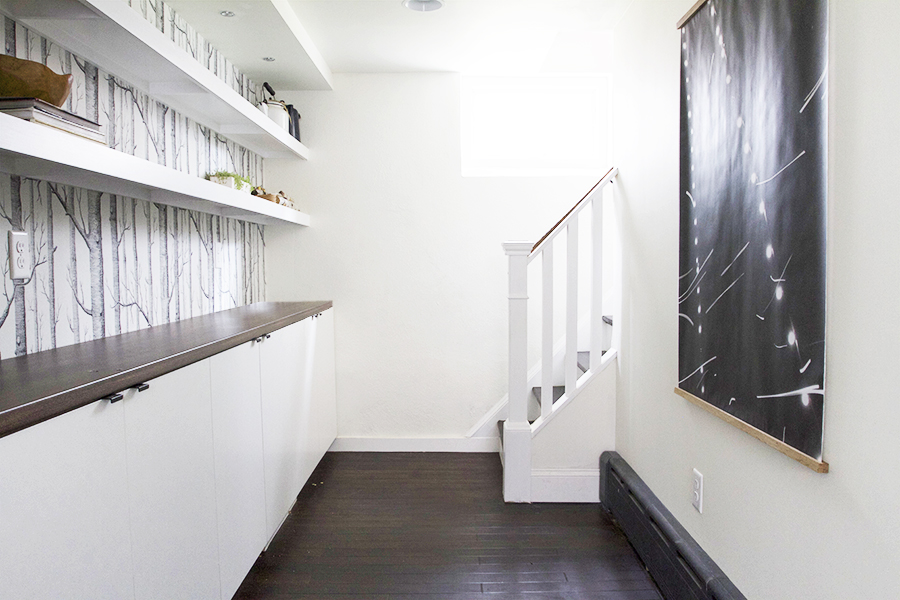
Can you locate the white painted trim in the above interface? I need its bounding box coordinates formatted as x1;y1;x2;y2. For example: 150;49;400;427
466;394;509;438
328;437;500;453
530;349;618;436
531;469;600;503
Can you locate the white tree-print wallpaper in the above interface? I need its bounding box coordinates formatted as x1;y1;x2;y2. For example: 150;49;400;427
0;15;267;360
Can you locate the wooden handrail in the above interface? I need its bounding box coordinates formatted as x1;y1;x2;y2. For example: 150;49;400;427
530;167;617;255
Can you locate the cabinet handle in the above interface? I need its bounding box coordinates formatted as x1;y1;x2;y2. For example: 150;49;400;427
265;334;271;339
102;393;124;404
255;337;263;343
132;383;150;392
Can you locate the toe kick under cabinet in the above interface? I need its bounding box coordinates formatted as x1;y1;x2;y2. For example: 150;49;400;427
0;302;336;600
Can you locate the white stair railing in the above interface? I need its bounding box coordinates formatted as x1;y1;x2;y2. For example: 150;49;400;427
502;168;619;503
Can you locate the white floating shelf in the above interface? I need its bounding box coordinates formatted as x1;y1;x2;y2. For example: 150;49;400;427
164;0;334;92
0;113;310;226
4;0;310;160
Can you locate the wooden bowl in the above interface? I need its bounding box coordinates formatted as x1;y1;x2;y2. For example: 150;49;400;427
0;55;74;107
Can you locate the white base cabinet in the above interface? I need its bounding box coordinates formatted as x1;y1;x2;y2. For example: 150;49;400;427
210;340;268;600
260;309;337;541
124;359;222;600
0;400;133;600
0;308;336;600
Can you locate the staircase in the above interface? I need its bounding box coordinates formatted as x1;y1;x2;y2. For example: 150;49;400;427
492;168;620;503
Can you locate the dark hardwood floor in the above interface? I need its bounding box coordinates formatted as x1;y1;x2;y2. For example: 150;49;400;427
234;452;662;600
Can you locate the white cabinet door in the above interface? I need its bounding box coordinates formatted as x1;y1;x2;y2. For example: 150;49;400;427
259;318;310;539
210;340;268;600
0;400;134;600
303;308;337;483
123;360;221;600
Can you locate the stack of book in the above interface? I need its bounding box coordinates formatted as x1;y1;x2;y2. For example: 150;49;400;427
0;97;105;144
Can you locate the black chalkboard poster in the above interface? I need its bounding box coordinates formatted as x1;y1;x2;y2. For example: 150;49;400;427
678;0;828;463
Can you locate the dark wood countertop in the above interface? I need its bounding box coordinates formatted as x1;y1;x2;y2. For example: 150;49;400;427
0;301;332;440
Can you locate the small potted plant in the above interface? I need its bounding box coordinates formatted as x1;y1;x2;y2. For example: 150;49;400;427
206;170;252;193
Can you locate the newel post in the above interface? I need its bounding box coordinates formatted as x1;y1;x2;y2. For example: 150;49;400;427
502;241;533;503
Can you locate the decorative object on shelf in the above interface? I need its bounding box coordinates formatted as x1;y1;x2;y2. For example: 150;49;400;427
0;97;104;144
0;55;73;107
677;0;828;471
206;170;252;193
252;186;296;210
258;81;301;141
286;104;301;142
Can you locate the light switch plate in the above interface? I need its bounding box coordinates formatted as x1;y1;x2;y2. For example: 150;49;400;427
8;231;31;280
691;468;703;513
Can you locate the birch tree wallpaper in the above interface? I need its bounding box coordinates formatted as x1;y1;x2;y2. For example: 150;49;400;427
0;9;268;360
678;0;828;462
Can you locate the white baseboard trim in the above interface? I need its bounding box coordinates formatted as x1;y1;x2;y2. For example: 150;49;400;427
530;469;600;503
329;437;501;453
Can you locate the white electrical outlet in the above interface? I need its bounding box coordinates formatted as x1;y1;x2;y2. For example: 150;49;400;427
691;468;703;513
8;231;31;280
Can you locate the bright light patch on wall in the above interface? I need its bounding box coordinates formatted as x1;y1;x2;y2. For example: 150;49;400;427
461;76;609;177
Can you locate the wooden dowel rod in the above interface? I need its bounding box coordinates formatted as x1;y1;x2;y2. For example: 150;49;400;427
674;387;829;473
677;0;710;29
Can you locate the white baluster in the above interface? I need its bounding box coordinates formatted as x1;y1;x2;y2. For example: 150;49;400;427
565;219;578;395
541;244;554;420
502;241;533;503
590;187;604;372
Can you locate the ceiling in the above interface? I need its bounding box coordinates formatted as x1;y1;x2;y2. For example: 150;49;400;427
164;0;632;91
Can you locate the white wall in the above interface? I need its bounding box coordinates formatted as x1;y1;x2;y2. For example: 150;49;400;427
265;73;601;441
613;1;900;598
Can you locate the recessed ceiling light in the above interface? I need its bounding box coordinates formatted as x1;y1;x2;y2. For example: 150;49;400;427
262;57;276;62
219;10;235;17
402;0;443;12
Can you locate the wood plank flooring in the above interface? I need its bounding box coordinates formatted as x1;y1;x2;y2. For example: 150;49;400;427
233;452;662;600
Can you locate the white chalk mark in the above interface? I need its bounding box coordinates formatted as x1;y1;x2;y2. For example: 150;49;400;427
679;313;696;326
800;63;828;113
729;397;736;405
686;191;696;207
783;427;786;441
705;273;744;314
774;344;788;349
679;356;717;384
696;370;710;392
699;248;714;273
756;151;806;186
800;359;812;373
679;272;707;304
721;242;749;276
770;276;785;282
678;249;714;302
756;314;765;321
679;268;694;280
757;385;824;399
759;255;793;316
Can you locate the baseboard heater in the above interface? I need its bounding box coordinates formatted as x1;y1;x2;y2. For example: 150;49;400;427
600;451;746;600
